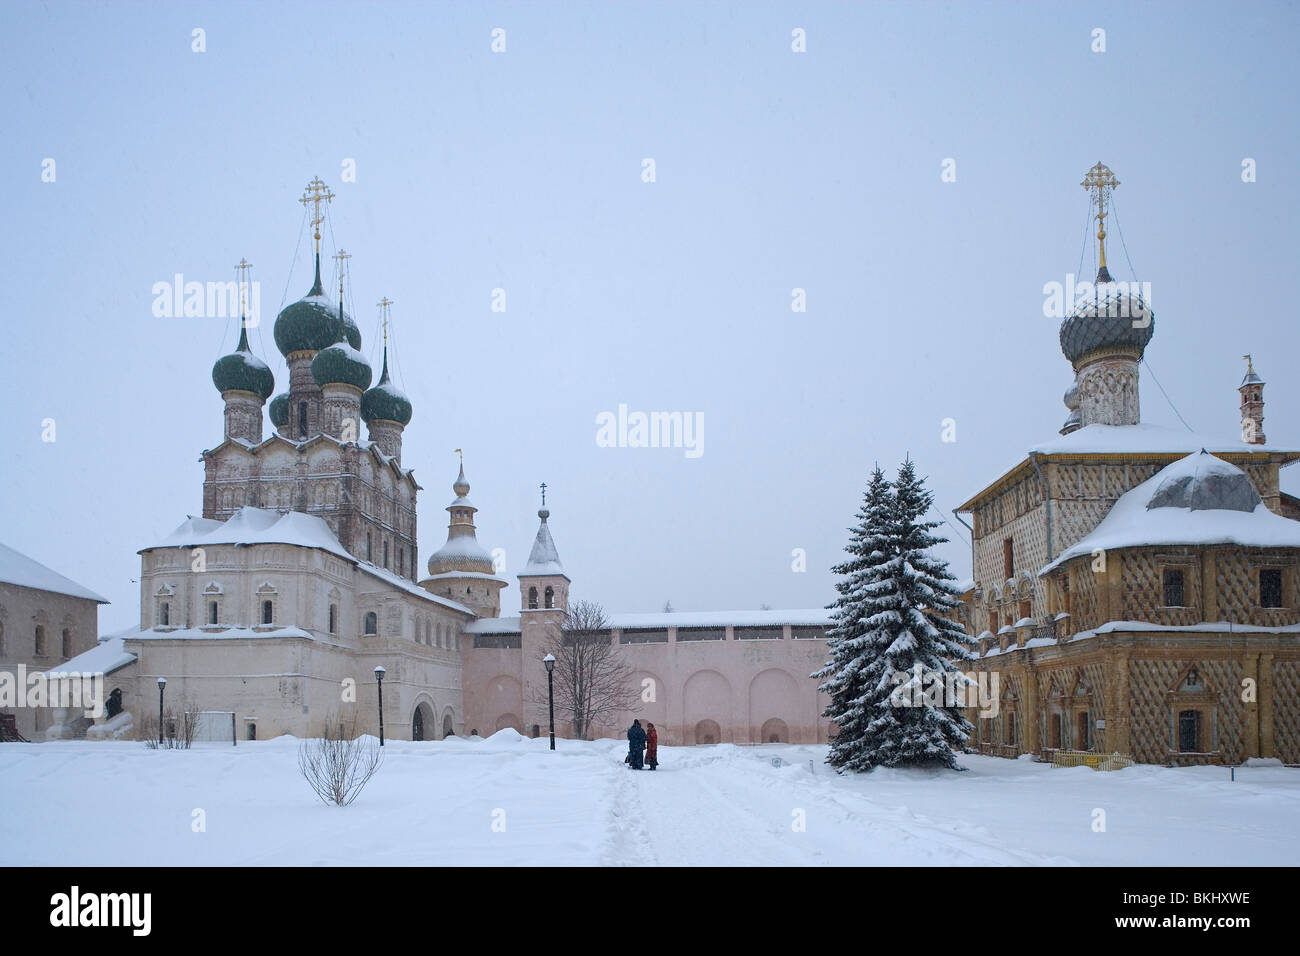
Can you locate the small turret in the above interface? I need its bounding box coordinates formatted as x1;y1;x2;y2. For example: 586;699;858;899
212;259;274;443
361;299;413;463
518;483;569;615
1239;354;1266;445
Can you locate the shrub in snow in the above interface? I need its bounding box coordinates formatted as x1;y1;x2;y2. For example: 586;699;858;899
298;724;384;806
814;460;975;772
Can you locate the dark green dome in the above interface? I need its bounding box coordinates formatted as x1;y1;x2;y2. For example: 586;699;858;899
268;392;289;427
272;255;362;357
312;339;372;391
361;347;413;425
212;325;275;399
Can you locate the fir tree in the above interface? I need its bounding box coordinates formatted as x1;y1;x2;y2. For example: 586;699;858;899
815;458;975;771
813;465;895;770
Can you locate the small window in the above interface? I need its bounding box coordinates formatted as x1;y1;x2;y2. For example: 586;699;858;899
544;586;555;609
1003;538;1014;580
298;401;308;438
1005;712;1016;746
367;533;372;562
528;587;538;610
383;540;389;569
399;548;405;576
159;603;169;626
1077;711;1092;751
1162;569;1185;608
364;611;377;636
262;600;273;625
1261;569;1283;609
34;625;46;656
328;603;337;634
62;628;71;658
1178;709;1200;753
209;601;218;625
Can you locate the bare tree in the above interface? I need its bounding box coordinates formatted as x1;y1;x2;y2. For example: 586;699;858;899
535;600;637;740
297;714;384;806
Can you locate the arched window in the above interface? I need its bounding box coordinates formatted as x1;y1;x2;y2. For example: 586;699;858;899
158;604;169;627
62;628;71;658
364;612;377;636
328;604;337;634
298;401;308;438
262;600;273;625
528;587;538;609
208;602;218;625
544;586;555;609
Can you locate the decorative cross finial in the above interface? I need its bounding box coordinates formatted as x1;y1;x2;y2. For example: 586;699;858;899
540;482;547;507
378;297;393;346
235;258;253;322
332;248;351;300
299;177;335;253
455;448;463;464
1244;353;1254;374
1081;162;1120;283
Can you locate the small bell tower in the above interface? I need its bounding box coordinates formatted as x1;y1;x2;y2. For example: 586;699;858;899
1239;354;1266;445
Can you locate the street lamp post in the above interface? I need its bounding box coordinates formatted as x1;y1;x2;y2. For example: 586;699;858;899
156;676;166;745
374;665;386;746
543;654;556;750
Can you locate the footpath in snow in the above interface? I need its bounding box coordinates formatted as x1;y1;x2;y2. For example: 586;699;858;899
3;731;1297;866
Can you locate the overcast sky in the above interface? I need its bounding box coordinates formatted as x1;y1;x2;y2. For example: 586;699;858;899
2;1;1298;634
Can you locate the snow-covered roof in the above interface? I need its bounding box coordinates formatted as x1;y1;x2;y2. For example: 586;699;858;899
124;625;315;641
1029;423;1294;457
147;507;354;561
1041;452;1300;575
0;541;108;603
429;534;495;563
521;510;566;577
357;562;476;615
464;608;832;635
38;632;136;676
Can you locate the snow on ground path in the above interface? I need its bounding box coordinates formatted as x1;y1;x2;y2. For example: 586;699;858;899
628;744;1064;866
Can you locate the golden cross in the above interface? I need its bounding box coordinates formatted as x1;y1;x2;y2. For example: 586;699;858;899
235;258;253;322
1244;354;1254;374
332;248;350;299
298;177;335;251
454;448;463;464
377;297;393;345
1081;162;1119;280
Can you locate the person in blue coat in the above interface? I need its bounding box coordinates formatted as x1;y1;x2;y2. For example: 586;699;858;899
627;719;647;769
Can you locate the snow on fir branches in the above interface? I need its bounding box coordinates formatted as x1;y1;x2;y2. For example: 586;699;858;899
813;459;976;772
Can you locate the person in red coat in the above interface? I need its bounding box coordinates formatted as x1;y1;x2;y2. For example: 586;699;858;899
645;722;659;770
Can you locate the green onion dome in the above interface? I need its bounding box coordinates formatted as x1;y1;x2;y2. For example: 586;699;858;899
360;346;413;425
311;307;372;391
211;324;275;400
272;255;362;356
268;392;289;427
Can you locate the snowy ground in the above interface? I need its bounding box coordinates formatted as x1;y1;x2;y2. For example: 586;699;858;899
4;732;1297;866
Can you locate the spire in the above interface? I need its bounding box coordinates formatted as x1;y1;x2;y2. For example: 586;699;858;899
235;258;254;349
332;249;351;342
453;449;469;496
522;491;565;577
377;297;394;383
1081;161;1119;284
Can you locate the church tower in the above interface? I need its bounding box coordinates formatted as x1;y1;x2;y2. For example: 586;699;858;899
421;456;507;616
310;250;372;440
1058;163;1154;433
211;260;274;444
518;485;569;617
1239;355;1266;445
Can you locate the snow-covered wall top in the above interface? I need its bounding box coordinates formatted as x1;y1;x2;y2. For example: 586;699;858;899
1029;422;1293;457
0;541;109;603
464;607;833;635
148;507;353;561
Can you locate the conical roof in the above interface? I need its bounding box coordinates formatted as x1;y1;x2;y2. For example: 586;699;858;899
521;508;565;576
